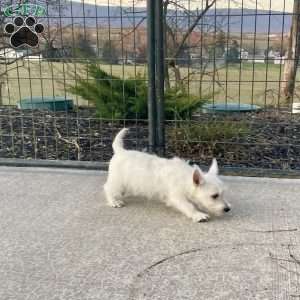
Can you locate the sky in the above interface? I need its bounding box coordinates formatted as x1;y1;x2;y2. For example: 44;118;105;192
69;0;293;12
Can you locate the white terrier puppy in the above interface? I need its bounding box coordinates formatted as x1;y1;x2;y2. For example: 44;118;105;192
104;128;231;222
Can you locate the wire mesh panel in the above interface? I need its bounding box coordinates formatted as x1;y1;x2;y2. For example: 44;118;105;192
0;0;299;176
161;0;300;176
0;0;150;162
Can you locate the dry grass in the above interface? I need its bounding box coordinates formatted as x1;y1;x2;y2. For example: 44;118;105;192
1;60;299;107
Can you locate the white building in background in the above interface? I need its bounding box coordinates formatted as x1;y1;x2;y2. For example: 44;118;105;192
274;56;286;65
0;48;23;59
223;47;249;61
0;48;43;61
239;48;249;60
24;54;43;61
246;54;265;63
265;49;286;65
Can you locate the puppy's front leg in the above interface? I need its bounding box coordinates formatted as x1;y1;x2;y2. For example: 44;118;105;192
168;197;210;222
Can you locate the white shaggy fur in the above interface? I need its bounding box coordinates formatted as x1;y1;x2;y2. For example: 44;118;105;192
104;128;231;222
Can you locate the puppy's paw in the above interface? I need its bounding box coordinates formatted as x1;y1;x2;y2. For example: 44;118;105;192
107;199;125;208
192;212;210;223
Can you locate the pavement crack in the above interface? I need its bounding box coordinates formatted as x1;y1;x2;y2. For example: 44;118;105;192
288;244;300;265
128;247;206;300
136;247;204;278
246;228;298;233
269;251;300;276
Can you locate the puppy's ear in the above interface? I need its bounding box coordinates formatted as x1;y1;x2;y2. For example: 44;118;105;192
193;168;205;186
208;158;219;175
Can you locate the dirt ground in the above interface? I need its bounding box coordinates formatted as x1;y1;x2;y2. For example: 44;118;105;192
0;107;299;172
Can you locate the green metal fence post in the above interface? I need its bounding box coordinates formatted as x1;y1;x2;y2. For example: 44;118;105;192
155;0;165;156
147;0;157;153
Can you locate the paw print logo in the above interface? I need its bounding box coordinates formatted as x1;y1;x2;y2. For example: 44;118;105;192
4;16;44;48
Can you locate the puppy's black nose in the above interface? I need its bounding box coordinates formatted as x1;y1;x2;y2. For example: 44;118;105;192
224;207;231;213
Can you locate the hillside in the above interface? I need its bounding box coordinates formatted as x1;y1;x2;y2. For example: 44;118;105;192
39;2;291;33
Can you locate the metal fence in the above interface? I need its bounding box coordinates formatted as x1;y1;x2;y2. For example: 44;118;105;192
0;0;299;177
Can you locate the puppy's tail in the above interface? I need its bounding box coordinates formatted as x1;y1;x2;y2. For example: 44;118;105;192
112;128;128;153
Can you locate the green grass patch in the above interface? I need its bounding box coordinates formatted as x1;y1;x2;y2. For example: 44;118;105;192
1;61;299;108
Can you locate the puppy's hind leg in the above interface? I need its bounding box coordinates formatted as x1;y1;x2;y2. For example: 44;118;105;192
104;179;125;208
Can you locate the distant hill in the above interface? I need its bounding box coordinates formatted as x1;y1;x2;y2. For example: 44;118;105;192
39;2;292;33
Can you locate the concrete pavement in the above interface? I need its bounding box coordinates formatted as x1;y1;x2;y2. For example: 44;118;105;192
0;166;299;300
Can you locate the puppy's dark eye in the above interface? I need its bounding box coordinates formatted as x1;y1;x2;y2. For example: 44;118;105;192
212;194;219;199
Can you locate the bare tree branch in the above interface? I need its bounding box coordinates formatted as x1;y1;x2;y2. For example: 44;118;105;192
56;128;81;160
173;0;216;58
122;17;147;37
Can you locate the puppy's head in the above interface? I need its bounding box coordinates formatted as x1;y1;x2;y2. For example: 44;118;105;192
190;159;231;217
